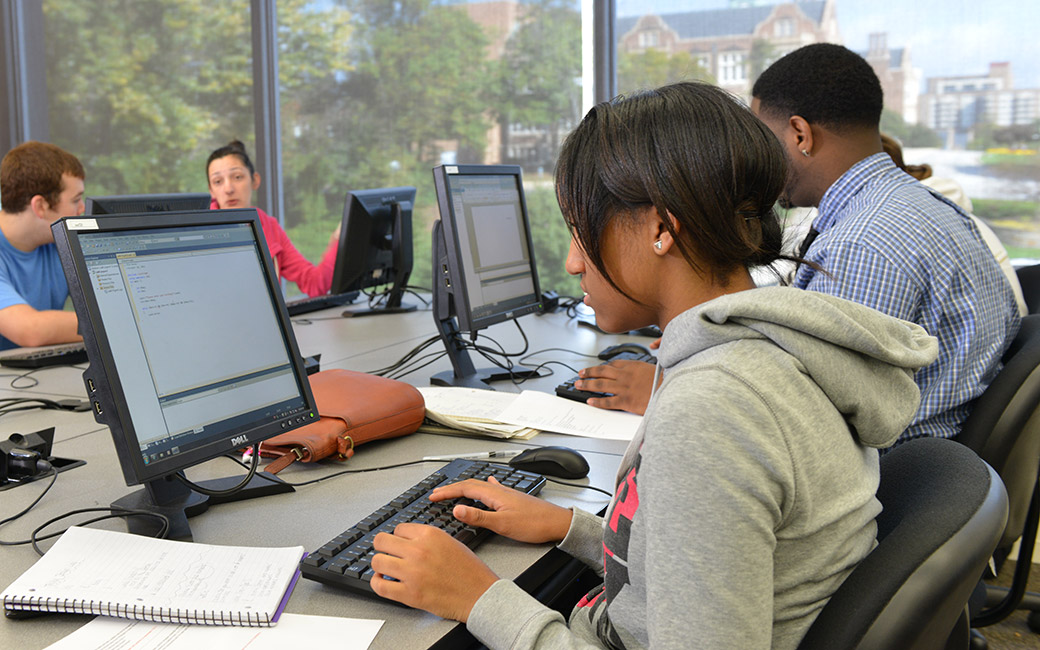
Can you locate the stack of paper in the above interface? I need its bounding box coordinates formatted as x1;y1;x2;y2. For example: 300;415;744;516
417;386;643;442
418;386;539;439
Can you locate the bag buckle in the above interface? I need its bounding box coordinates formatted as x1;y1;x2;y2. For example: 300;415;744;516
291;446;305;461
338;435;355;460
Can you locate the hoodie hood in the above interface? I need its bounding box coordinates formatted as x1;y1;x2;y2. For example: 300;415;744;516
656;286;938;448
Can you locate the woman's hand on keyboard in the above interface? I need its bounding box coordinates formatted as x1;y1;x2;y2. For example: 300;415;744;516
575;359;657;415
430;476;573;544
371;524;496;622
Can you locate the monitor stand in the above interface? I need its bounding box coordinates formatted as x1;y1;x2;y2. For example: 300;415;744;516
430;315;547;389
113;472;293;541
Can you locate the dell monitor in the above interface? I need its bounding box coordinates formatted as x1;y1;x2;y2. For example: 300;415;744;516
86;192;212;215
430;164;546;388
331;186;418;317
51;208;319;540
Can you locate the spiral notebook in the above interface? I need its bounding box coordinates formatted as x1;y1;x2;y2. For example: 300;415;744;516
1;526;304;627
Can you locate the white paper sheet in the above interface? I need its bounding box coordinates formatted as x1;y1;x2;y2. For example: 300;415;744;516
43;613;384;650
497;390;642;440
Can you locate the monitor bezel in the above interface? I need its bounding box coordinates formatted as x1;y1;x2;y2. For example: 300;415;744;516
85;192;212;215
431;164;543;333
51;208;319;488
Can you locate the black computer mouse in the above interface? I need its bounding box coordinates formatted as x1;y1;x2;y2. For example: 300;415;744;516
598;342;653;361
508;446;590;479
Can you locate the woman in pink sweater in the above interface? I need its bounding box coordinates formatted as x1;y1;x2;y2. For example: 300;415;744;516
207;140;338;297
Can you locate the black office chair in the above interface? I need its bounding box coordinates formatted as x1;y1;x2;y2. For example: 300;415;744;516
1015;263;1040;315
953;314;1040;644
797;437;1007;650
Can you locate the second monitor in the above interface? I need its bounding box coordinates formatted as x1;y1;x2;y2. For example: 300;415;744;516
86;192;212;215
332;186;417;317
430;164;546;388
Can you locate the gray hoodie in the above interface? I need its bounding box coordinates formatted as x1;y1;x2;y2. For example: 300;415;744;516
467;286;937;650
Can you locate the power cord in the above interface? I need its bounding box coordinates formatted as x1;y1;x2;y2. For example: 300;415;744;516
232;454;615;498
0;452;171;554
174;444;261;497
0;397;92;417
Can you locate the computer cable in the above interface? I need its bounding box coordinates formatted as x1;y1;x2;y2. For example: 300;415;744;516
366;334;445;378
174;443;261;497
559;295;586;319
25;507;171;555
229;456;433;488
0;455;171;553
518;347;601;377
0;397;92;417
542;476;614;498
385;349;448;381
0;457;57;532
230;454;614;499
2;368;41;390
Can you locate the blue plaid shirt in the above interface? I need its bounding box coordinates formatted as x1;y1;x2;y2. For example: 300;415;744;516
794;153;1020;443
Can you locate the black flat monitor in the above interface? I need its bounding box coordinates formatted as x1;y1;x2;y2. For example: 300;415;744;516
51;208;319;540
430;164;546;388
86;193;212;215
331;186;417;317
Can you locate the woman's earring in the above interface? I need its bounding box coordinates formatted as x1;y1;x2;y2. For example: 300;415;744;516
801;149;811;157
653;240;663;250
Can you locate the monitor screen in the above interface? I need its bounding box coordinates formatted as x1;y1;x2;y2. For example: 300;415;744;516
86;192;212;215
430;164;545;388
52;209;318;539
331;186;417;317
432;166;541;333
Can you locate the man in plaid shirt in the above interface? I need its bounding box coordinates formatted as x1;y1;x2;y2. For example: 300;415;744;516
751;43;1020;444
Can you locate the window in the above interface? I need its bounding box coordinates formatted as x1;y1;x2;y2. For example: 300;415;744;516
616;0;1040;264
16;0;587;298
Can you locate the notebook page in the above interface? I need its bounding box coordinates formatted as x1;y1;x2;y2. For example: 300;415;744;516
2;527;303;621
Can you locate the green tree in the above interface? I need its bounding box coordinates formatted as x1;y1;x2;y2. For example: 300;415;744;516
747;38;777;85
617;48;714;95
525;185;581;297
880;109;942;148
43;0;351;200
494;0;582;170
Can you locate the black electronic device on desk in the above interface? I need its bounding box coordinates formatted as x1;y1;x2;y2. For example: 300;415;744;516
555;344;657;404
51;208;320;541
85;192;211;215
333;186;418;317
300;458;545;596
286;290;360;316
0;342;88;369
429;164;549;389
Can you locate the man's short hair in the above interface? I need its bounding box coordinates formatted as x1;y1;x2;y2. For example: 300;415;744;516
0;141;85;214
752;43;883;132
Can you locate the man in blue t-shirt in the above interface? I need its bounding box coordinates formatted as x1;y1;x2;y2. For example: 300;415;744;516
0;141;85;350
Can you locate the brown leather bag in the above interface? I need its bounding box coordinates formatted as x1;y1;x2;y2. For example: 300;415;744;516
258;369;425;474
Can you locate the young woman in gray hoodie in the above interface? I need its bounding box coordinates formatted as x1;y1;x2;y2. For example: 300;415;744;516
368;82;939;650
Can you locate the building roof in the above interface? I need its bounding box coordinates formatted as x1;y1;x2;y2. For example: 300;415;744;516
617;1;827;40
862;47;906;68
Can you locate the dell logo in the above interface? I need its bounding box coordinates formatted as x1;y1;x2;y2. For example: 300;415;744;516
230;435;249;447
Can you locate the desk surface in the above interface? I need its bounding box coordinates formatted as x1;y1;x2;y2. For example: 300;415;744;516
0;303;644;649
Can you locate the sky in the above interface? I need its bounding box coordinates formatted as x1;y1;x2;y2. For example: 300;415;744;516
616;0;1040;90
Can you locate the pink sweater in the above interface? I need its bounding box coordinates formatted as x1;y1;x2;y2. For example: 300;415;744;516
211;199;337;297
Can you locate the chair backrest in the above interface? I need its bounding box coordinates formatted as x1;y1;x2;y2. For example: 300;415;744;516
955;313;1040;550
797;437;1007;650
1015;264;1040;315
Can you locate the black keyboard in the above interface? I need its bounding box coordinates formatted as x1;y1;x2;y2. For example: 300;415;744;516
300;458;546;596
286;291;359;316
0;343;88;369
555;348;657;403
